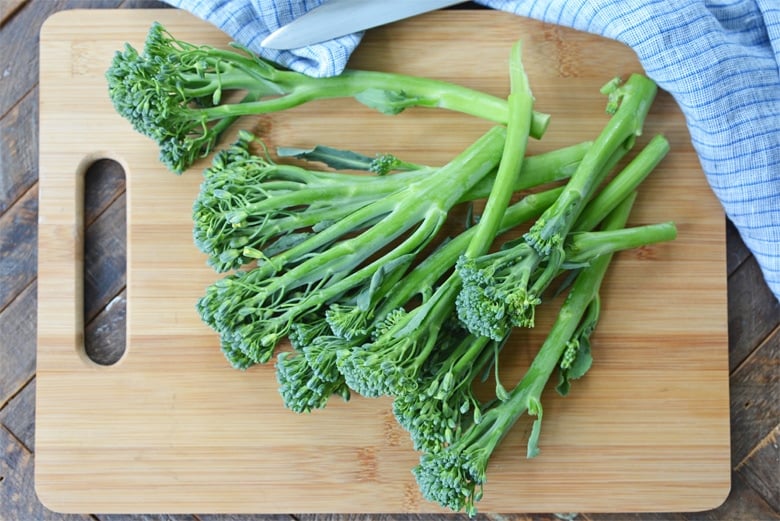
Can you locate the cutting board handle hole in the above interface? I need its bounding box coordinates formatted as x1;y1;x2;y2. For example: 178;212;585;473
82;157;127;367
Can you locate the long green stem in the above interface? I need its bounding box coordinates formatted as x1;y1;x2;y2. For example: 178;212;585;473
195;61;551;139
505;192;636;458
463;41;533;258
248;126;505;280
574;134;669;231
564;221;677;265
524;74;658;255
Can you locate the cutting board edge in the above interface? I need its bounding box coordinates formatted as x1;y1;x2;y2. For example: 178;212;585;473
35;7;732;515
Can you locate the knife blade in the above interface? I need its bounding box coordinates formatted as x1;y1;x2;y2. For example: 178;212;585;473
261;0;465;50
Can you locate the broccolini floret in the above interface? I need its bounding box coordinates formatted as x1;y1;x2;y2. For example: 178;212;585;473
197;126;506;368
392;333;499;454
337;42;536;399
456;132;671;340
276;347;351;414
106;22;551;173
414;192;639;516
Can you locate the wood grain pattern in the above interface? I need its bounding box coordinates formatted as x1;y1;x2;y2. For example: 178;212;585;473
34;7;731;517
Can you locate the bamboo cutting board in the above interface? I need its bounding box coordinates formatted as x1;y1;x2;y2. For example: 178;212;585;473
37;9;730;515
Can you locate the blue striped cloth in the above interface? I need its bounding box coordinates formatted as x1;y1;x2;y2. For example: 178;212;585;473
164;0;780;301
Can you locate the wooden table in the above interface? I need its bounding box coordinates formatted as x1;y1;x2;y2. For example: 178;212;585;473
2;1;779;520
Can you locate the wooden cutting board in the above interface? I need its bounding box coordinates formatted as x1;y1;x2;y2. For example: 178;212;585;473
36;8;731;515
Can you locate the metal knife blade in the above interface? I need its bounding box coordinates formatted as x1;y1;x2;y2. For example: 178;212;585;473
261;0;465;50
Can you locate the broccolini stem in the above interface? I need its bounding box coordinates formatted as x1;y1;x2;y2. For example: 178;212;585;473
192;63;551;139
564;220;677;265
252;126;506;280
574;134;670;231
508;191;636;458
461;140;590;202
524;74;658;256
463;41;533;258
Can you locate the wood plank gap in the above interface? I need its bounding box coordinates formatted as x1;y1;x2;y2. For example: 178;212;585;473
0;422;30;458
734;423;780;472
0;166;36;224
0;274;35;326
0;374;33;413
0;0;29;29
84;187;126;229
726;248;751;280
84;287;126;329
0;82;35;122
730;323;780;378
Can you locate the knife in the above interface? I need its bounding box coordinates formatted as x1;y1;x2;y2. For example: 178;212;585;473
261;0;466;50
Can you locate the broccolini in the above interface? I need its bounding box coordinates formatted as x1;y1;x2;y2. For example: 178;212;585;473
106;22;551;173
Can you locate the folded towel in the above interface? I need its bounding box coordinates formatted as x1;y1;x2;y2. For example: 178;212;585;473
164;0;780;301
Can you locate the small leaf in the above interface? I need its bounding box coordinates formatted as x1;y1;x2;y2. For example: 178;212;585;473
277;145;377;171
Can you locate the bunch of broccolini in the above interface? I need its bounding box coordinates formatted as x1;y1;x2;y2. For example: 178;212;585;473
107;25;678;515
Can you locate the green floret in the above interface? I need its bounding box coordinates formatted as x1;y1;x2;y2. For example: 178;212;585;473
392;334;497;453
198;126;507;367
276;349;350;414
193;133;434;273
455;243;550;339
456;132;672;340
412;400;509;517
106;22;551;173
276;315;362;413
415;193;639;516
335;290;461;398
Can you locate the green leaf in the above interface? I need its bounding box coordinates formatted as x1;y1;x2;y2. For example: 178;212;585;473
276;145;377;171
356;254;415;311
354;88;429;115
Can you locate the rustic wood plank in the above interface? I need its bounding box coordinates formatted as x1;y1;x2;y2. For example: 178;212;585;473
0;377;35;452
85;289;127;366
725;219;751;275
0;185;36;313
0;0;29;26
683;472;780;521
84;159;126;226
727;253;780;371
730;327;780;465
736;423;780;513
0;0;131;117
199;515;299;521
0;281;36;407
83;191;126;322
1;425;94;521
585;511;687;520
96;514;196;521
0;87;37;215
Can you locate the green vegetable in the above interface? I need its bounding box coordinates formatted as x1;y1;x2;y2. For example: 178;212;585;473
455;82;663;340
413;192;639;516
276;186;565;413
197;125;507;368
108;24;680;514
105;22;551;174
193;132;589;273
335;41;535;399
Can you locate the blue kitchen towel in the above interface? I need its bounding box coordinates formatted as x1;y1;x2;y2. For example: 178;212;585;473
163;0;780;302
